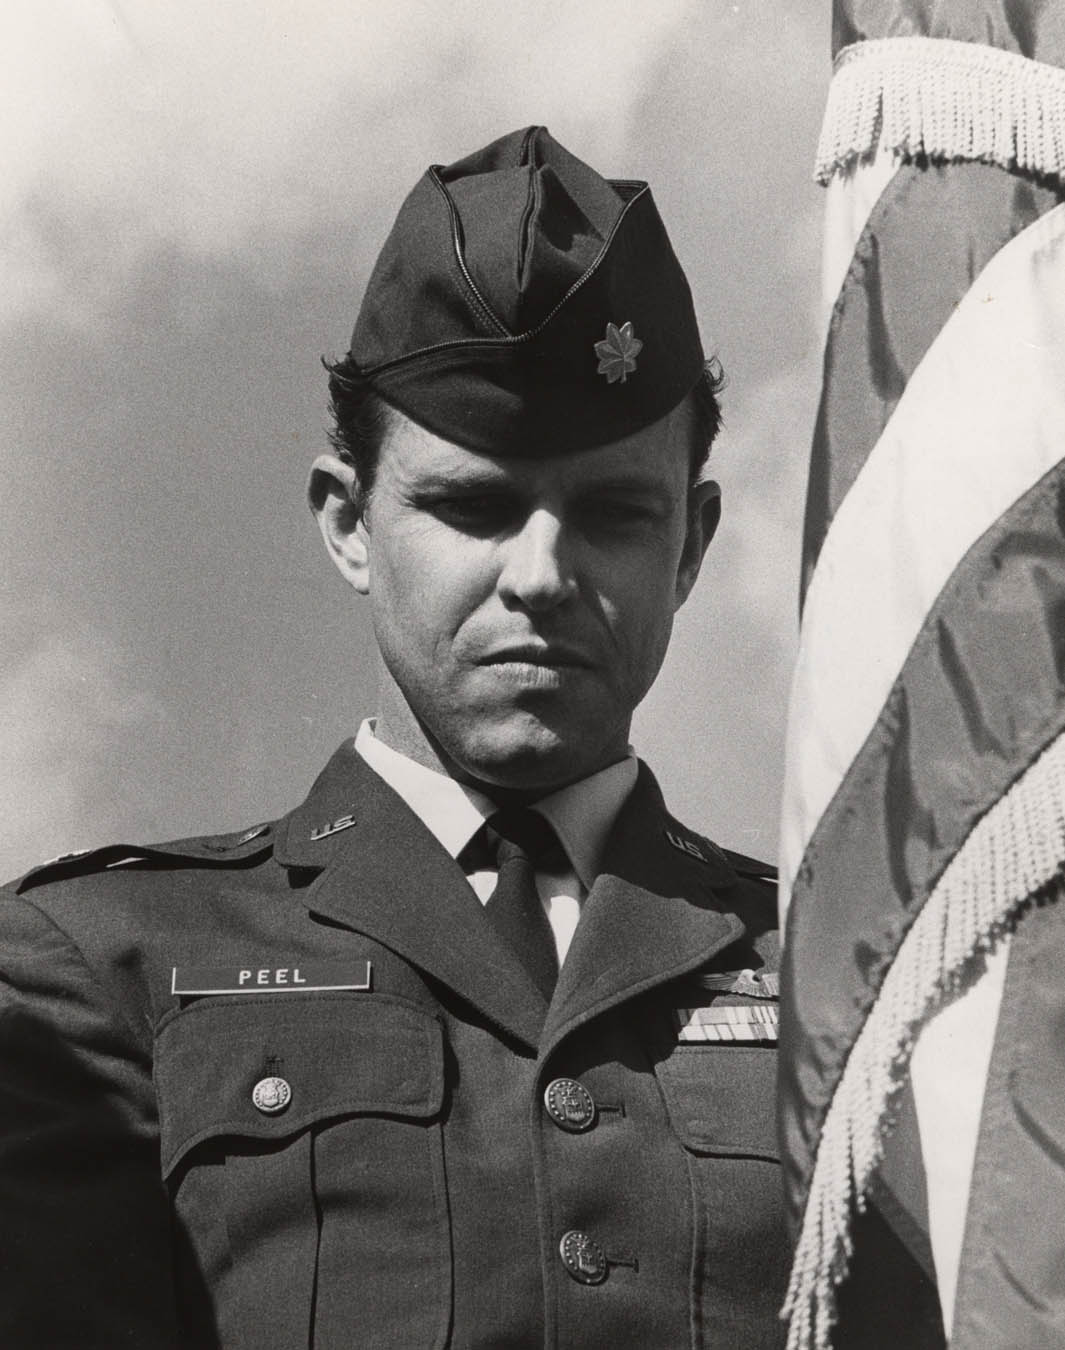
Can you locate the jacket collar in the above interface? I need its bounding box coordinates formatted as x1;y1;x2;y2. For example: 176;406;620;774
275;742;751;1054
274;739;377;870
540;762;746;1054
278;742;551;1047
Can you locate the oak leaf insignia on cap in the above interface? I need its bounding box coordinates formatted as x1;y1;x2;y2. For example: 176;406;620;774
594;321;643;384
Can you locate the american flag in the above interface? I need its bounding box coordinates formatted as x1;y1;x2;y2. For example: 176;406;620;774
778;4;1065;1347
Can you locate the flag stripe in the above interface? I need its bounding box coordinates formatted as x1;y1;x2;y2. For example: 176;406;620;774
782;200;1065;912
802;161;1061;599
782;453;1065;1199
820;149;901;333
908;940;1010;1332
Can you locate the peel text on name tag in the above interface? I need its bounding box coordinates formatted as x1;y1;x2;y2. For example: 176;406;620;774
171;961;372;995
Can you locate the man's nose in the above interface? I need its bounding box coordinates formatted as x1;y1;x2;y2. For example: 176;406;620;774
498;510;578;611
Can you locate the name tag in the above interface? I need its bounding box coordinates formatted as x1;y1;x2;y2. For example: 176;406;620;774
674;1004;779;1043
171;961;372;995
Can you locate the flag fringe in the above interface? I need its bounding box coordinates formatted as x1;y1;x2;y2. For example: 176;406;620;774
815;36;1065;187
782;726;1065;1350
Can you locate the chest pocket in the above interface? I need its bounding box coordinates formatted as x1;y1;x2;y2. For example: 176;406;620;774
655;1027;788;1350
656;1039;778;1160
155;993;449;1350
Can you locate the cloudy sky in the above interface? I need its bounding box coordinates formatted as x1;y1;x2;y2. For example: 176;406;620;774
1;0;828;877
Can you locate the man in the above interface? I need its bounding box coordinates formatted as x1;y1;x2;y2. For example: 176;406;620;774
0;127;785;1348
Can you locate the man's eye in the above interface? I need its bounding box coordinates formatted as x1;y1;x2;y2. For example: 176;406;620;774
431;494;515;531
581;499;655;528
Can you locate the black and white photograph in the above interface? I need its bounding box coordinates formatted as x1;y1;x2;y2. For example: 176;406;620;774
2;2;1064;1346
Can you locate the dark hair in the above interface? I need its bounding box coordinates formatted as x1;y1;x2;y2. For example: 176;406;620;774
322;354;724;515
689;357;725;478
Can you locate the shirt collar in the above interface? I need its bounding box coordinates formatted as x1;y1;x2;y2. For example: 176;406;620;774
354;720;637;889
354;720;493;860
534;757;638;891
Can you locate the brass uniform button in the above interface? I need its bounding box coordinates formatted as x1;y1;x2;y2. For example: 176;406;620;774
544;1077;597;1132
252;1076;291;1115
559;1230;608;1285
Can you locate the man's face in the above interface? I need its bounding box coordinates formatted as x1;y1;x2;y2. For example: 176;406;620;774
320;401;718;794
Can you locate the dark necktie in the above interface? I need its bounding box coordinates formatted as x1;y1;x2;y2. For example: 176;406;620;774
467;809;560;1001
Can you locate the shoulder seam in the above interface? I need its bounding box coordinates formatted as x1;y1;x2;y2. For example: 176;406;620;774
0;891;150;1053
13;833;275;893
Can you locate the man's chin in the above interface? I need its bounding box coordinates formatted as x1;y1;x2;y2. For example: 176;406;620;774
447;718;620;797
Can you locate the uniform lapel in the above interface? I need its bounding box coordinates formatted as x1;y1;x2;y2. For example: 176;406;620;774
275;742;547;1050
274;746;756;1056
541;763;746;1055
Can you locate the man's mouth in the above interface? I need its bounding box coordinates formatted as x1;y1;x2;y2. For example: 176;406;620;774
479;643;593;670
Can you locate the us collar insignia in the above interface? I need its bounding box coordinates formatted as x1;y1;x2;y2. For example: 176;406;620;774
664;829;708;864
310;812;356;841
594;320;642;384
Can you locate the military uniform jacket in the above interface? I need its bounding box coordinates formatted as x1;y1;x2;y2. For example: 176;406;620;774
0;743;786;1349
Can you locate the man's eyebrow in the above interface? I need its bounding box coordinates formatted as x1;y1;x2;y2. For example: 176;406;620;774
585;472;663;491
404;465;514;491
580;472;675;501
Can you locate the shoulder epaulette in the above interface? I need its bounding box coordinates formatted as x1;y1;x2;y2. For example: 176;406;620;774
662;815;777;885
12;822;274;895
719;848;777;883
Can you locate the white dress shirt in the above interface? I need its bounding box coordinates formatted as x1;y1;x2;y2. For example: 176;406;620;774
354;720;637;966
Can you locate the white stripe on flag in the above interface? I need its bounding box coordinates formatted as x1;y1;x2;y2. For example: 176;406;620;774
820;147;902;336
910;940;1010;1333
781;200;1065;916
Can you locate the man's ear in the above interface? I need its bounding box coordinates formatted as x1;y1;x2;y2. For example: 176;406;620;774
307;453;370;594
675;479;721;609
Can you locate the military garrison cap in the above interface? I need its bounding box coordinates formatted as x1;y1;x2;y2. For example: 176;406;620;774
343;125;706;455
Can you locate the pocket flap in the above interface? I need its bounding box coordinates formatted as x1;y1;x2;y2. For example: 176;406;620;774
656;1045;778;1159
155;994;444;1177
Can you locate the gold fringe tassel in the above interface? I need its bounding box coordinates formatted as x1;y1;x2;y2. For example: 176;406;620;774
783;727;1065;1350
815;36;1065;186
